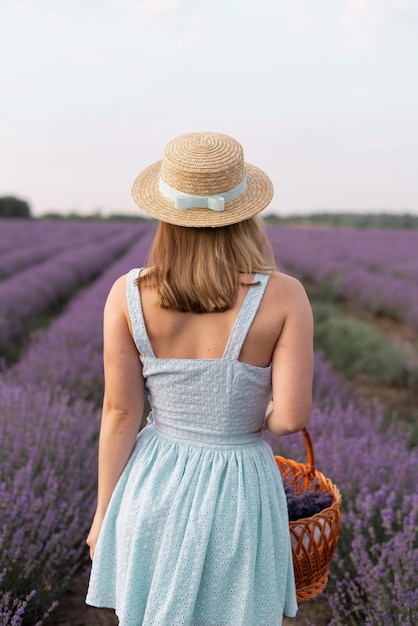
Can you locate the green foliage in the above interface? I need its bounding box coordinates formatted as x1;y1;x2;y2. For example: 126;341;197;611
312;302;418;388
314;274;344;302
0;196;32;218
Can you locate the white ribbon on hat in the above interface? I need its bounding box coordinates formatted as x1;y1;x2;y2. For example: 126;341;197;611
159;172;247;212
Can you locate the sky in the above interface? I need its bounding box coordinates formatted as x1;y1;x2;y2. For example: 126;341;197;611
0;0;417;218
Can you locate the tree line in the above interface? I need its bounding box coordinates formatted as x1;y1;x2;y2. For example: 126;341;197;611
0;196;31;218
1;195;417;229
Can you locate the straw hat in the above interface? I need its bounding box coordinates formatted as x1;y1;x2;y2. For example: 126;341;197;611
131;132;274;227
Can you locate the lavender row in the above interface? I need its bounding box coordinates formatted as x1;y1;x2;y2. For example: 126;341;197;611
267;354;418;625
0;384;100;626
0;221;135;281
0;226;146;355
0;219;119;254
0;226;155;623
340;266;418;330
267;227;418;282
6;225;156;405
267;226;418;330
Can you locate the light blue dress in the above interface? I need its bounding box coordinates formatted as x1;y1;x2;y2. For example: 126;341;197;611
86;269;298;625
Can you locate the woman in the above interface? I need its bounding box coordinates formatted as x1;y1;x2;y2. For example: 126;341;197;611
86;132;313;625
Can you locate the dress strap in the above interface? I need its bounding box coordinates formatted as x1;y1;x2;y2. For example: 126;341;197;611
126;268;156;357
222;273;271;360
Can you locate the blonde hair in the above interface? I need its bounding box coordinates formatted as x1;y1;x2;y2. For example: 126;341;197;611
137;217;276;313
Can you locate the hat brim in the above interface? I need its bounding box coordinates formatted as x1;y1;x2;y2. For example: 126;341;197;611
131;161;274;227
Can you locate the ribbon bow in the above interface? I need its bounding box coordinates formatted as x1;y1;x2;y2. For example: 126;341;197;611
175;195;225;212
159;173;247;213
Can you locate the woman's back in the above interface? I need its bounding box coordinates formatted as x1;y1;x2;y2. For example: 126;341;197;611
133;267;313;438
128;268;274;441
138;270;289;366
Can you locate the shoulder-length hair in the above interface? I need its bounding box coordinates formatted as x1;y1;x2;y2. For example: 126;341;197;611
137;216;276;313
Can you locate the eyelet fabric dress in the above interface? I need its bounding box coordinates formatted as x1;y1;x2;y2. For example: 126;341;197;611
86;268;298;626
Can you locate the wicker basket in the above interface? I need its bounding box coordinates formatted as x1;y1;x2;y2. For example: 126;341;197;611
274;428;342;603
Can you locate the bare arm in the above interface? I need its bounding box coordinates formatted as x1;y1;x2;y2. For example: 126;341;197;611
87;275;144;558
265;277;313;436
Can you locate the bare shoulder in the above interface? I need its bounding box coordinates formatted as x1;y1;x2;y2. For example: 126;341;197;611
104;274;131;318
267;270;307;292
107;266;152;301
266;271;311;309
107;274;128;300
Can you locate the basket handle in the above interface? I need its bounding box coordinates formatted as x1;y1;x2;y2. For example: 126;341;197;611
301;427;315;475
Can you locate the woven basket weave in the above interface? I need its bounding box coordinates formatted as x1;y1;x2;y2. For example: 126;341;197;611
275;428;342;603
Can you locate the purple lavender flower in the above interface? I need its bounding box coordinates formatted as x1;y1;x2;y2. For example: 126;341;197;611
284;482;334;522
0;222;149;355
267;225;418;330
0;223;156;621
1;221;417;624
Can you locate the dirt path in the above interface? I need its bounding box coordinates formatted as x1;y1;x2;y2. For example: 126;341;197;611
43;573;118;626
44;572;330;625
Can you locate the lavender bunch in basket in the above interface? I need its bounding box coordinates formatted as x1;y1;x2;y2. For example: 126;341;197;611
284;479;334;522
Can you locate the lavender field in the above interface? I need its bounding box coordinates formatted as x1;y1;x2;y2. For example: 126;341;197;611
0;219;417;625
267;226;418;331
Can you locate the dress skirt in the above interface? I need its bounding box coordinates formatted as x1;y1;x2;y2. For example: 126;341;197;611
86;424;298;626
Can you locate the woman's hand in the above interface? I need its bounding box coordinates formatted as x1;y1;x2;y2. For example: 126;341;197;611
86;511;105;560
